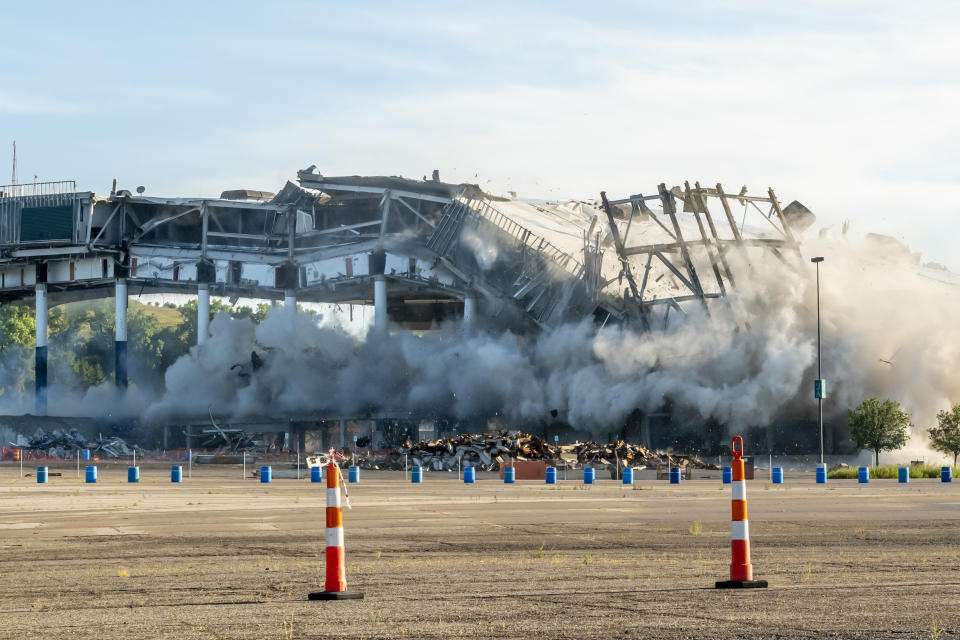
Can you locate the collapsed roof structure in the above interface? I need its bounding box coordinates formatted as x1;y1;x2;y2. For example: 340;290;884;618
0;170;809;332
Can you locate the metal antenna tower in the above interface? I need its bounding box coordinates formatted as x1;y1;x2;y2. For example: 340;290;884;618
11;141;16;185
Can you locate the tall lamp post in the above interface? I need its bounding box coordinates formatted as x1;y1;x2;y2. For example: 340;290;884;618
811;257;825;465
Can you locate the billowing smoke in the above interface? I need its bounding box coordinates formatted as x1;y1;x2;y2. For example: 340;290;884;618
135;233;960;456
4;229;956;461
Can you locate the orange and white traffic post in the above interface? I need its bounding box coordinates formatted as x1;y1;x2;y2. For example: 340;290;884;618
716;436;768;589
309;449;364;600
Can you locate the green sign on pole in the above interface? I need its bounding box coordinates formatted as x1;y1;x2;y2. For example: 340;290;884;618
814;379;826;399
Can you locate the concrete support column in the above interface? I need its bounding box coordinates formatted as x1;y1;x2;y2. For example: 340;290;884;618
34;284;47;416
463;295;477;332
373;275;387;333
284;289;297;314
114;278;128;389
197;283;210;345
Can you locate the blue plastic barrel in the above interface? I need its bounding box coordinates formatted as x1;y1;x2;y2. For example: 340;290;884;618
858;466;869;483
348;466;359;483
898;467;909;483
260;466;272;483
411;466;423;483
942;466;952;483
772;467;783;484
128;466;139;483
545;467;557;484
583;467;595;484
669;467;681;484
816;464;827;484
171;465;183;483
310;466;323;483
722;467;732;484
463;466;475;483
36;467;48;484
622;467;633;485
81;449;91;460
503;467;515;484
85;465;97;483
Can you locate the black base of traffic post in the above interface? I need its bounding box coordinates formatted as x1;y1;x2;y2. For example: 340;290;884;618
308;591;364;600
715;580;768;589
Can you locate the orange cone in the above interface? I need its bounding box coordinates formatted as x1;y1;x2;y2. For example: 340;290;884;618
716;436;768;589
310;450;364;600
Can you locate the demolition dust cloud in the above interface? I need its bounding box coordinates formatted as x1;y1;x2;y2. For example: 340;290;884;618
8;234;960;455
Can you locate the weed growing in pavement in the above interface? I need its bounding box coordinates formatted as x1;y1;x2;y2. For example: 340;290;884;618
536;542;545;559
689;521;703;536
931;615;945;640
376;550;382;560
582;551;592;564
117;566;131;578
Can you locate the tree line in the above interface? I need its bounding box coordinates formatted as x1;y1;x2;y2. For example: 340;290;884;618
848;397;960;466
0;298;307;398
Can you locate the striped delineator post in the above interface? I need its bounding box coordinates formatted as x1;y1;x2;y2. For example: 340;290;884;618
716;436;768;589
310;450;363;600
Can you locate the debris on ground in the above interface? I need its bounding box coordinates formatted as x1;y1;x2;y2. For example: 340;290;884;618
316;431;717;472
17;429;136;459
197;427;258;452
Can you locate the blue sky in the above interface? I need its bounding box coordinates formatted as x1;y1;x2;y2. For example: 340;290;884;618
3;1;959;267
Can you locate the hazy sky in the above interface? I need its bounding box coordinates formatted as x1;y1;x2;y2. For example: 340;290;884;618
3;1;959;267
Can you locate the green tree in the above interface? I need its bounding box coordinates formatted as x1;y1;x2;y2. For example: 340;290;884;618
848;397;911;465
929;404;960;466
0;305;36;396
0;305;35;349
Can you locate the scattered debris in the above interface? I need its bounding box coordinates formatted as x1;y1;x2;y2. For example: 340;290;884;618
202;409;259;452
315;431;717;472
17;429;136;459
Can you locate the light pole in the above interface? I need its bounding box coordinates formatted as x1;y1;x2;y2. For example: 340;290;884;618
811;256;825;465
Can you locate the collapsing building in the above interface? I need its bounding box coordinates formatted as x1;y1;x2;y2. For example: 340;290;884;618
0;170;812;451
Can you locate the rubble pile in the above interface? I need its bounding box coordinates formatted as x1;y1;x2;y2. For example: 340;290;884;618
345;431;717;472
18;429;135;459
568;440;711;470
198;426;258;452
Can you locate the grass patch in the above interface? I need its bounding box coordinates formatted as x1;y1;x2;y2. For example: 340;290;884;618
688;521;703;536
828;464;957;479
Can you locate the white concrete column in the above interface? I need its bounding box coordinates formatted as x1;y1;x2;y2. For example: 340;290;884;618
463;295;477;331
374;275;387;333
115;278;127;342
197;283;210;345
35;284;48;349
114;278;127;389
35;284;47;415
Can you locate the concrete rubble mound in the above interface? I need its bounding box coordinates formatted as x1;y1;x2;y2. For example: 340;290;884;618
18;429;136;459
342;431;717;472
